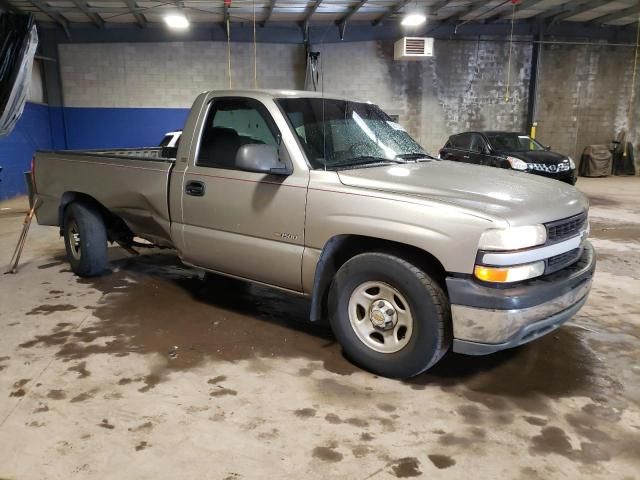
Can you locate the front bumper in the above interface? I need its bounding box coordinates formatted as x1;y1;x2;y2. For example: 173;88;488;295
446;242;595;355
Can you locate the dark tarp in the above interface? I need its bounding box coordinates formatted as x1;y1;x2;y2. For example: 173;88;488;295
612;131;636;176
0;12;38;138
579;145;612;177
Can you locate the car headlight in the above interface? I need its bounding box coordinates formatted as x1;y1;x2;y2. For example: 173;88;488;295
506;156;528;171
478;225;547;251
474;261;545;283
568;156;576;169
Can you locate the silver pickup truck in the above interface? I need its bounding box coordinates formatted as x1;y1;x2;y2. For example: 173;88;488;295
33;89;595;378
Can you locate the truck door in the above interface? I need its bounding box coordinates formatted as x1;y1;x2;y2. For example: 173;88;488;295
176;96;308;292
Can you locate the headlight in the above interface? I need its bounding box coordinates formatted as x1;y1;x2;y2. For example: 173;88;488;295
479;225;547;251
474;261;545;283
506;156;528;171
568;156;576;169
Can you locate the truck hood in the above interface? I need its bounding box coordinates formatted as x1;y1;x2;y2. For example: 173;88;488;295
337;160;588;226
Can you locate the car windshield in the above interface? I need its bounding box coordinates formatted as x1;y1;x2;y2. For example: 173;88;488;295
277;97;430;169
485;133;546;152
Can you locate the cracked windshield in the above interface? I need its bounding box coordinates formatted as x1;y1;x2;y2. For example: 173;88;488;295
277;97;433;169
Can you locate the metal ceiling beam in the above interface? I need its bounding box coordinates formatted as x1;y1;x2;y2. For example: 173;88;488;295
0;0;19;13
302;0;322;28
124;0;146;28
71;0;104;28
29;0;71;37
485;0;546;23
48;7;130;13
426;1;456;20
38;18;638;44
590;4;640;24
445;0;497;23
337;0;367;28
538;0;609;23
372;0;411;26
373;0;452;27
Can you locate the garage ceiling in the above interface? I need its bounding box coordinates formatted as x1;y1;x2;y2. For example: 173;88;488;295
2;0;640;30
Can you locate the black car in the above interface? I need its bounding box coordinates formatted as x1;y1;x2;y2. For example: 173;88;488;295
439;131;577;185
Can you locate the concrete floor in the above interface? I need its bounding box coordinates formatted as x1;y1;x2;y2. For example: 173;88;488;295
0;177;639;479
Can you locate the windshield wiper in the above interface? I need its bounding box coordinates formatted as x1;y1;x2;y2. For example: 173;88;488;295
332;156;406;169
395;152;438;161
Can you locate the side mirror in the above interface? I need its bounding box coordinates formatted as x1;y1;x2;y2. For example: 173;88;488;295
235;144;291;175
544;145;551;151
162;146;178;158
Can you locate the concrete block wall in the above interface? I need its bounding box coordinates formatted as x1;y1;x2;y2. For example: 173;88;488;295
317;39;531;154
57;39;531;154
3;36;636;199
537;42;640;162
59;42;305;108
427;38;531;152
52;38;639;164
56;41;305;149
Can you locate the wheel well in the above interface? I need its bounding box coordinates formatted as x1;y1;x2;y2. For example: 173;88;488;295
59;192;133;244
309;235;447;323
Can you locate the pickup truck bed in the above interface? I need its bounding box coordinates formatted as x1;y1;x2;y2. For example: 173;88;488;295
35;149;175;247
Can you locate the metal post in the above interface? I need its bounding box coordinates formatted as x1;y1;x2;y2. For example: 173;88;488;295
527;30;542;137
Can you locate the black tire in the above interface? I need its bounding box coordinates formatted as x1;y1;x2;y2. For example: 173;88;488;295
328;252;451;379
63;203;108;277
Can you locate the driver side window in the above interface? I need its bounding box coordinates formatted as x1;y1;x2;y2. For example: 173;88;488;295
197;98;278;170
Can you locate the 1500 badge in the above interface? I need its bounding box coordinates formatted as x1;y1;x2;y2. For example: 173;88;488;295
276;232;299;241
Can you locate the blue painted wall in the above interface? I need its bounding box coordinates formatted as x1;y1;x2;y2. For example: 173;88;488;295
0;105;189;200
0;102;54;200
63;107;189;149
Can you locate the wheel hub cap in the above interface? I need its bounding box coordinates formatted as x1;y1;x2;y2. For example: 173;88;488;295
347;281;413;354
69;223;81;260
370;299;397;331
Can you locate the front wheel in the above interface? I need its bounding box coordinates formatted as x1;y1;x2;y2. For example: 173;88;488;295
63;203;108;277
328;252;451;378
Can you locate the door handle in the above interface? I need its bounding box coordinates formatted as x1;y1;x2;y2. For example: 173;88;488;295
463;155;470;159
185;181;205;197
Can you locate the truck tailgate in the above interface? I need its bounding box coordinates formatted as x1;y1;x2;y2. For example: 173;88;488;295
34;151;175;246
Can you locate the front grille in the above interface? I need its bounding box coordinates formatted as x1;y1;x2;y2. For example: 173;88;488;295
546;212;587;244
546;248;581;274
528;162;571;173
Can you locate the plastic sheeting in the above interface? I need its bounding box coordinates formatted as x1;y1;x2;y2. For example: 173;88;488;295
0;13;38;138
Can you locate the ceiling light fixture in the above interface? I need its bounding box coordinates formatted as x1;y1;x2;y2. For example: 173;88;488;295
164;14;190;30
401;12;426;27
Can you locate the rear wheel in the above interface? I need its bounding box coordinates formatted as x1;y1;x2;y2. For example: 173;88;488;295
63;203;108;277
328;252;451;378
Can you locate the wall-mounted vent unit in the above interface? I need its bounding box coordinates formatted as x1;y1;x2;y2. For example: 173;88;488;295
394;37;434;60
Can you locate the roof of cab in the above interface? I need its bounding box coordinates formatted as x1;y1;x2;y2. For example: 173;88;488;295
204;88;368;103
